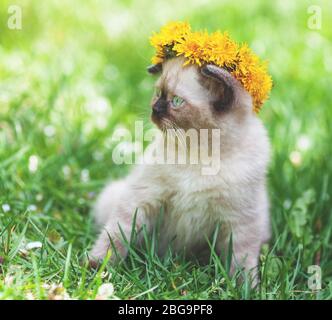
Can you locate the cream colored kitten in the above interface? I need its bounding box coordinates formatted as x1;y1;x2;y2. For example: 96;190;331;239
90;57;270;284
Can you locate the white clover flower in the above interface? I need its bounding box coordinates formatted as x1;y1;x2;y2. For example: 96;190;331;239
26;291;35;300
93;151;104;161
62;165;71;178
44;125;56;137
27;204;37;212
283;199;292;210
47;283;71;300
25;241;43;251
80;169;90;183
2;203;11;212
96;283;114;300
36;194;43;202
296;135;312;152
29;155;39;173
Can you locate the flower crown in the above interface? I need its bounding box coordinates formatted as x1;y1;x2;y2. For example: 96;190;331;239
150;21;272;112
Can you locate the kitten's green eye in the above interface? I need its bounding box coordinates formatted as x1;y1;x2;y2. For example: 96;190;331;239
171;95;185;108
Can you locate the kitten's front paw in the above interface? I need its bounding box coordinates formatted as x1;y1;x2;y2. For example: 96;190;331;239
88;246;109;269
88;231;128;268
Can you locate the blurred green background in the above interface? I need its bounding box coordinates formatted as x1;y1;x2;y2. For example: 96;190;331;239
0;0;331;299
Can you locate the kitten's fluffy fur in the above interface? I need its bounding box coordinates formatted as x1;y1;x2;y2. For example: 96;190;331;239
90;57;270;281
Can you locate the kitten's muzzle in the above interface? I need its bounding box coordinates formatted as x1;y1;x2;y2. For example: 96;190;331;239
152;97;168;118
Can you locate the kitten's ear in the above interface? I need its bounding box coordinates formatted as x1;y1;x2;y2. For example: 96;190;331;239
147;63;162;74
200;64;235;110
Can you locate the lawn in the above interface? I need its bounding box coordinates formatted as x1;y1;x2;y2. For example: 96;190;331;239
0;0;332;300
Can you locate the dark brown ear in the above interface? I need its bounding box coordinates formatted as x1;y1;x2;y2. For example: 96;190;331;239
200;64;235;111
147;63;162;74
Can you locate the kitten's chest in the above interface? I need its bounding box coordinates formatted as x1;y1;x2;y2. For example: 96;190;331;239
157;177;224;254
165;169;226;219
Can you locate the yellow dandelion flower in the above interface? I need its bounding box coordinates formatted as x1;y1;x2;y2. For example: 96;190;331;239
173;31;208;66
149;21;272;112
235;44;260;75
150;21;191;47
152;55;164;65
204;31;238;68
150;21;191;63
240;63;272;111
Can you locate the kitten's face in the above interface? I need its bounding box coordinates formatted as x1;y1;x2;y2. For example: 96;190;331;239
150;57;251;132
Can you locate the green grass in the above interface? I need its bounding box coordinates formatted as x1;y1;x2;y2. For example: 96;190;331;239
0;0;332;299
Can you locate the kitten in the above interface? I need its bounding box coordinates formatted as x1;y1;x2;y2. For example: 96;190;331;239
89;56;270;284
